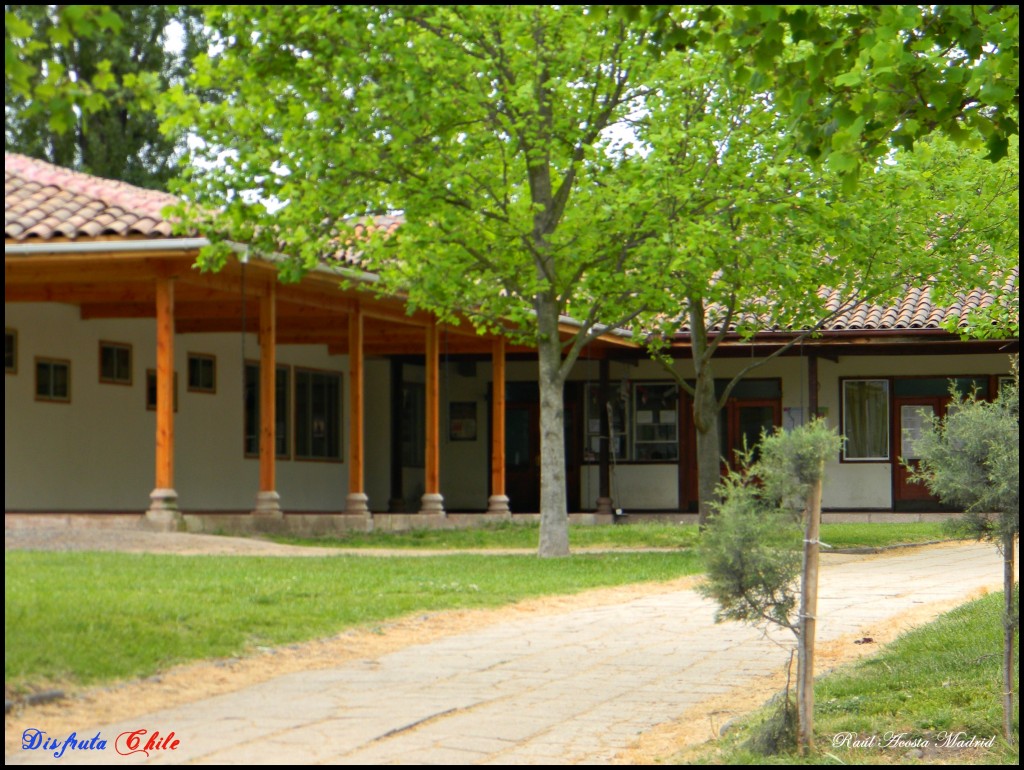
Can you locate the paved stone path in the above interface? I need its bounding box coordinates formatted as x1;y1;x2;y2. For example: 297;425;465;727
10;542;1009;765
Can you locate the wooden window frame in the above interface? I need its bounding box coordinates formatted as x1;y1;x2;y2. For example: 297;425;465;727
187;352;217;394
98;340;133;386
294;366;344;462
35;357;71;403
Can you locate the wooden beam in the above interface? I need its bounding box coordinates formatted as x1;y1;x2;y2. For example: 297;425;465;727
80;302;155;319
6;257;186;284
154;277;175;490
8;283;157;304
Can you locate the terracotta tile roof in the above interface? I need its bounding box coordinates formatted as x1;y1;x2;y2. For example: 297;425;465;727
669;271;1017;338
818;271;1017;332
5;152;179;240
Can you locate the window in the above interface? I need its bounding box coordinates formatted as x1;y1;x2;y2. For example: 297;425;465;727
244;363;290;457
842;379;889;461
99;341;132;385
187;353;216;393
632;382;679;461
295;368;342;460
583;383;628;462
146;370;178;412
5;329;15;374
35;358;70;402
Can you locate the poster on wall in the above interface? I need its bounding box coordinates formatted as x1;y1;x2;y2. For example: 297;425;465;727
449;402;477;441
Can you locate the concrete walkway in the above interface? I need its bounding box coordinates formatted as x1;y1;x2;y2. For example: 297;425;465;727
10;542;1010;765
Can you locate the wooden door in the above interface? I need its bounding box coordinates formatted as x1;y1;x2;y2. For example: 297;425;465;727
506;402;540;513
893;396;947;502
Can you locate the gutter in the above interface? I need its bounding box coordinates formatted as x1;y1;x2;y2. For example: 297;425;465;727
5;238;211;255
5;236;383;287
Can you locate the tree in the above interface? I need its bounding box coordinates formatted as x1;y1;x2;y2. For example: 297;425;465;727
630;49;1019;523
699;419;843;755
5;4;206;189
166;5;672;556
910;360;1019;743
621;5;1020;174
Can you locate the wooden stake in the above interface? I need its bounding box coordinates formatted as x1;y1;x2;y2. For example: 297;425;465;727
797;468;824;755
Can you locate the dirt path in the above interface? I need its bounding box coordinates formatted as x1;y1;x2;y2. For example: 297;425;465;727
3;529;991;763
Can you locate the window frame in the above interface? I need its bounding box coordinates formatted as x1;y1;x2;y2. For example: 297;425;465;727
35;357;71;403
98;340;133;386
631;381;680;463
840;378;891;462
293;366;343;462
187;352;217;394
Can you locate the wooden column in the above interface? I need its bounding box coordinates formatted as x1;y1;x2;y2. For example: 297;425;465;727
145;276;181;530
420;319;445;514
596;357;613;516
346;305;369;514
253;283;282;518
488;337;510;515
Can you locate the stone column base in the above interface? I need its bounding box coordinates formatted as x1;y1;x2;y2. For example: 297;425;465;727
595;496;614;515
419;492;445;516
252;490;283;518
487;494;511;517
345;492;370;515
144;488;183;532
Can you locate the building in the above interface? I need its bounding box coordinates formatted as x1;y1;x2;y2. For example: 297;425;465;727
5;153;1017;531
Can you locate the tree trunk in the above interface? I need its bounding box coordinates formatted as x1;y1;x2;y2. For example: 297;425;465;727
1002;529;1017;743
692;355;721;527
536;296;570;558
797;470;824;755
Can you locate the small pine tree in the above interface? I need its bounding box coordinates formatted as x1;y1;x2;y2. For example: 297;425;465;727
698;419;842;755
910;358;1019;743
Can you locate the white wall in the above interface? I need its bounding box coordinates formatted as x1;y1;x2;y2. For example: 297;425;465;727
5;303;349;512
816;351;1013;509
7;302;1013;514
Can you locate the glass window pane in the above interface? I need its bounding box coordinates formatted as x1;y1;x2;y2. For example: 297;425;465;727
36;361;51;397
632;382;678;462
843;380;889;460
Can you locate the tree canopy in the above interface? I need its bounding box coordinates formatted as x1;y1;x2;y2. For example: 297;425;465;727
166;5;1018;551
621;5;1020;177
5;4;205;189
168;5;673;555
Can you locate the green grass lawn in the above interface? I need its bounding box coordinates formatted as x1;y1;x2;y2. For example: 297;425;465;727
686;590;1019;765
4;549;701;689
270;520;950;551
